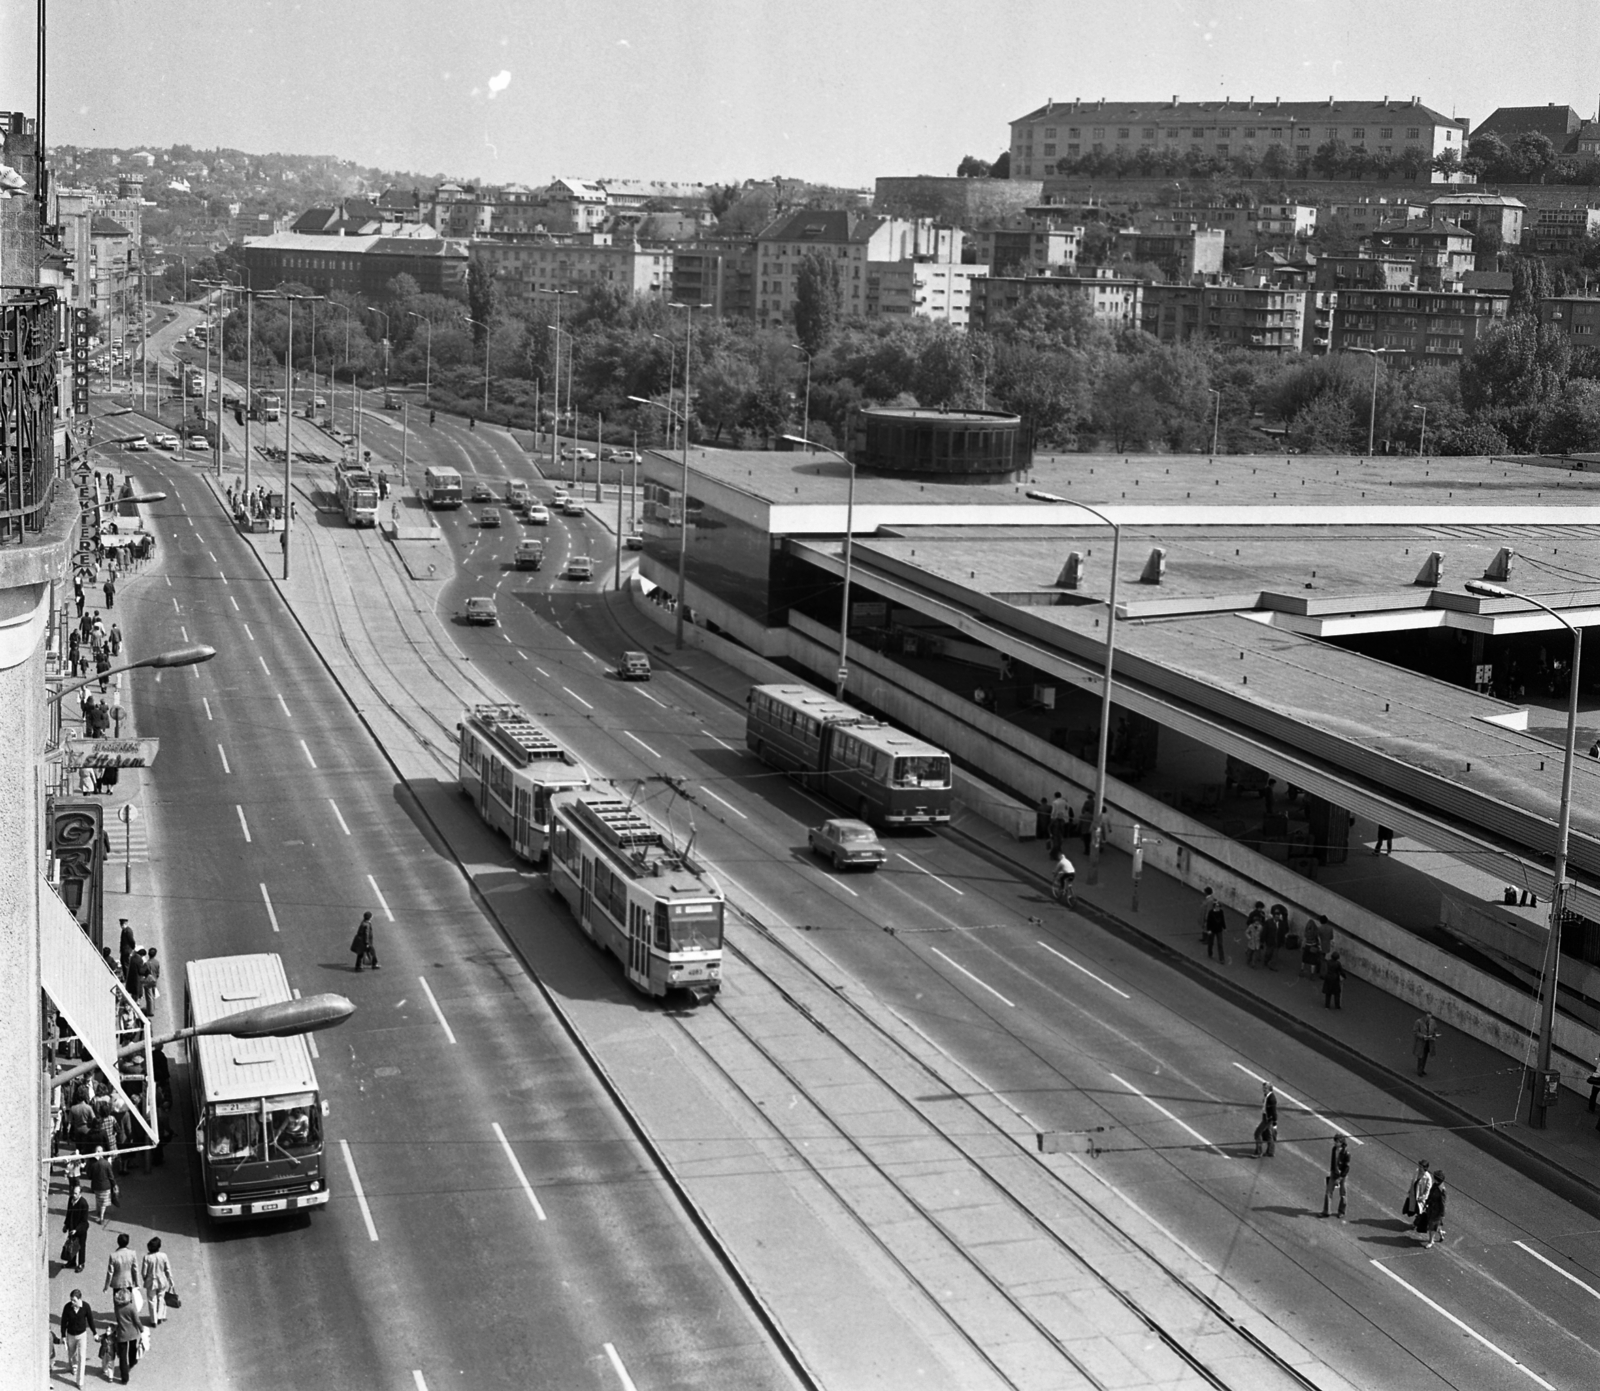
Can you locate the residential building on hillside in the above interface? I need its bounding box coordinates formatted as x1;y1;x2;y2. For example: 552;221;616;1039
53;192;138;328
1112;228;1225;281
470;235;672;312
1538;295;1600;342
1326;198;1429;233
1470;104;1584;149
968;269;1142;332
671;238;757;319
866;240;988;328
241;229;469;298
1527;204;1600;255
970;217;1082;276
1007;96;1466;181
1428;191;1525;246
1316;255;1420;293
1362;217;1475;288
1141;282;1308;353
873;174;1044;226
1328;286;1508;364
1255;203;1317;243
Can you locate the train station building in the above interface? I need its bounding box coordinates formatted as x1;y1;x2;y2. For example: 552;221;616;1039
635;412;1600;1094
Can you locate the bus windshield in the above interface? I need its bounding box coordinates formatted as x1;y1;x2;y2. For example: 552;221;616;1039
893;755;950;788
207;1093;320;1164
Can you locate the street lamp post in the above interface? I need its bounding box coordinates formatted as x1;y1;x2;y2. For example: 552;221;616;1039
1028;489;1122;885
1465;579;1582;1128
1347;345;1405;456
652;333;679;452
667;302;712;648
627;393;691;646
791;344;813;447
784;435;856;699
1412;402;1428;457
1207;387;1221;456
327;301;356;440
368;306;391;398
407;312;433;405
547;289;580;469
49;643;215;708
267;292;325;578
463;315;491;416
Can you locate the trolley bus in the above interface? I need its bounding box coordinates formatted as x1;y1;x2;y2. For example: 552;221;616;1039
184;953;329;1222
548;788;724;1002
423;464;463;509
335;463;379;527
458;704;591;864
746;683;953;826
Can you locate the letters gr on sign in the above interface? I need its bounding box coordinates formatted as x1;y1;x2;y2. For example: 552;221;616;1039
66;738;160;769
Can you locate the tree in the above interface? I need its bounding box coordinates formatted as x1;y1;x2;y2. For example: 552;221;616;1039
1540;379;1600;453
1472;224;1503;270
1509;256;1554;317
1396;145;1432;181
793;251;843;355
1465;133;1510;180
956;154;992;178
1259;144;1291;179
1432;147;1462;180
466;260;498;349
383;273;421;305
1459;317;1570;437
991;152;1011;179
694;355;758;442
1511;131;1559;183
1312;140;1353;180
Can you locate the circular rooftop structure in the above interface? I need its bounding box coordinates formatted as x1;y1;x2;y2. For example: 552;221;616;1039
855;407;1031;481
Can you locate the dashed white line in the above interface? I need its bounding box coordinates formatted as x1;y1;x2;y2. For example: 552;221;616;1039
277;694;291;718
896;853;965;895
1229;1063;1364;1144
164;576;171;587
1108;1072;1222;1153
258;655;271;676
632;687;664;706
411;1374;428;1391
1514;1241;1600;1300
259;882;280;933
501;632;512;642
418;976;457;1045
202;697;213;721
700;729;736;751
535;665;550;677
171;597;180;613
1369;1261;1553;1388
328;799;351;836
1035;940;1131;998
219;573;229;585
217;743;231;775
229;595;239;610
180;626;189;642
700;786;747;819
290;987;317;1057
208;550;217;562
562;686;593;709
491;1122;547;1220
930;947;1014;1007
603;1344;638;1391
235;805;252;843
624;730;660;758
366;873;394;922
300;739;317;768
338;1140;380;1242
243;623;255;642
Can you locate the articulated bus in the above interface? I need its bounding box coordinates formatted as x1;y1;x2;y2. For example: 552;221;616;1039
423;465;463;509
184;954;329;1222
458;704;591;863
746;683;953;826
548;789;724;1002
335;463;379;527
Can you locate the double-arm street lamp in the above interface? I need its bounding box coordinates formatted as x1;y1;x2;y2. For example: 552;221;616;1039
264;291;325;578
1347;345;1406;456
1465;579;1582;1128
407;312;433;405
1028;490;1122;886
784;435;856;699
50;643;215;708
463;315;492;414
1412;402;1428;457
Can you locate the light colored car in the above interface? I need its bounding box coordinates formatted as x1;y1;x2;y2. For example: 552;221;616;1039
522;503;550;525
152;433;180;450
560;497;586;517
807;818;887;871
573;447;598;462
567;555;594;581
617;650;651;681
123;435;149;451
514;539;545;570
611;450;638;464
464;597;498;625
623;533;644;550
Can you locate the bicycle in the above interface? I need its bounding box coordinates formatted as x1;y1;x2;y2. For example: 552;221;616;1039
1051;872;1076;909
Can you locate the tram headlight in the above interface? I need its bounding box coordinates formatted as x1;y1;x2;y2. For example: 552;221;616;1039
215;1191;227;1204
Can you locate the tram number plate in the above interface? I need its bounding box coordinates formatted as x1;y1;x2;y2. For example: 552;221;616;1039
253;1199;286;1213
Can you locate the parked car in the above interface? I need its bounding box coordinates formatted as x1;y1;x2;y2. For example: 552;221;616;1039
522;502;550;525
611;450;638;464
573;448;597;462
807;818;888;872
152;433;181;450
567;555;594;581
464;597;498;625
478;509;501;528
617;650;651;681
470;482;495;502
122;435;149;451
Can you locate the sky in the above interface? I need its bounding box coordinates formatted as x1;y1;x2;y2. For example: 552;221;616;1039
4;0;1599;188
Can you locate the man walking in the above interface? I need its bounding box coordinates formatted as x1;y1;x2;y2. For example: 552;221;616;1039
118;920;136;982
58;1289;98;1387
104;1232;138;1296
1413;1010;1441;1076
350;911;380;971
64;1180;91;1271
103;575;116;610
1322;951;1346;1009
1047;791;1068;857
1201;889;1228;964
1253;1082;1278;1158
1321;1136;1351;1219
140;947;161;1016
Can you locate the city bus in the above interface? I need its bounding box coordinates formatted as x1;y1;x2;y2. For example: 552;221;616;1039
184;953;329;1221
423;465;463;509
548;788;724;1003
746;683;953;826
457;703;591;864
335;462;379;527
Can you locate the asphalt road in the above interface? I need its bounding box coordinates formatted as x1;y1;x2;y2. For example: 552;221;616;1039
113;445;799;1391
400;427;1600;1391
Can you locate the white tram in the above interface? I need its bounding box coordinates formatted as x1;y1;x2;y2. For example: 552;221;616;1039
548;789;724;1003
458;704;591;864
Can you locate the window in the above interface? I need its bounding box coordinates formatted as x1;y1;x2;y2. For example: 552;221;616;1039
1192;127;1205;138
1143;127;1156;140
1067;144;1080;157
1408;127;1420;139
1068;127;1080;139
1352;127;1365;140
1044;126;1057;139
1118;128;1130;139
1380;126;1393;139
1219;127;1233;137
1043;144;1055;157
1092;127;1104;139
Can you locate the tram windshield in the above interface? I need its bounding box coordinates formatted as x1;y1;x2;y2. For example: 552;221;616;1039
655;901;723;952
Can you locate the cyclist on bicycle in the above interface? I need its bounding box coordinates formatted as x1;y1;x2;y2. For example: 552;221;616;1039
1052;851;1076;903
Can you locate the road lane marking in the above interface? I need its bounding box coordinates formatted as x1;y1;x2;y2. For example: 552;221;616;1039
624;730;660;757
535;666;550;677
562;686;593;709
1108;1072;1222;1154
632;687;664;706
277;694;291;718
1229;1063;1365;1144
258;655;270;676
328;799;351;836
300;739;316;768
290;988;317;1056
260;883;280;933
518;651;528;660
1369;1261;1553;1388
1035;940;1131;998
217;744;230;775
180;626;189;642
501;632;512;642
1514;1241;1600;1300
491;1122;547;1220
235;805;252;842
418;976;457;1044
164;575;170;587
897;853;965;895
172;597;180;613
338;1140;380;1242
367;873;394;921
700;786;747;819
603;1344;638;1391
220;572;229;585
701;729;737;750
229;595;239;610
202;698;212;721
243;623;255;642
930;947;1014;1007
411;1374;428;1391
208;550;217;562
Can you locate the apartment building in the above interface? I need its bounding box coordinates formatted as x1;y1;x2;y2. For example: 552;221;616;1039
1142;282;1308;353
1328;286;1509;364
1527;205;1600;255
1112;228;1226;282
1316;255;1418;293
969;269;1143;332
970;218;1082;276
1362;217;1475;288
1007;96;1465;181
1327;198;1429;234
866;256;989;328
670;238;757;319
1255;203;1317;242
469;234;672;312
241;229;469;298
1427;191;1525;246
1537;295;1600;343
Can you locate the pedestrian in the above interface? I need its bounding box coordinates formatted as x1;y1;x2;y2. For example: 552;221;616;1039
1201;889;1228;964
1299;915;1323;978
1034;796;1051;843
1413;1010;1441;1077
468;415;476;430
1402;1158;1432;1221
1374;825;1394;854
1048;791;1067;856
63;1181;91;1272
1320;1136;1351;1218
103;576;115;610
1315;914;1335;971
350;911;380;971
123;950;147;1009
59;1289;98;1387
74;579;85;617
111;1285;144;1382
110;623;122;658
1322;951;1345;1009
1079;794;1095;855
152;1045;171;1113
140;947;161;1016
1263;903;1286;970
1416;1170;1447;1246
1244;901;1266;967
1253;1082;1277;1157
86;1144;115;1223
118;920;136;982
96;650;112;692
104;1232;138;1296
140;1238;173;1325
1587;1051;1600;1112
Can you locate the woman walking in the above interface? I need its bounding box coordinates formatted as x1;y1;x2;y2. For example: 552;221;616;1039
1417;1170;1447;1246
1402;1159;1432;1222
1322;951;1345;1009
140;1238;173;1324
350;911;380;971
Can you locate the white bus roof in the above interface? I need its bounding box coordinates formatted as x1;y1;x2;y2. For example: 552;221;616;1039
424;464;461;479
186;954;319;1105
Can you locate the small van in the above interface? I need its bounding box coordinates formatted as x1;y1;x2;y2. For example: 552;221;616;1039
514;540;545;570
506;480;531;506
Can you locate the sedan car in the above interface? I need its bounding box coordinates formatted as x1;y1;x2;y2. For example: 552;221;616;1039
560;498;586;517
478;509;502;528
522;503;551;525
617;650;651;681
122;435;149;452
464;597;498;626
152;433;181;450
470;482;495;502
807;818;887;872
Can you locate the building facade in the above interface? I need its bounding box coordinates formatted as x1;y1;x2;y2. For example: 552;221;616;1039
1428;191;1526;246
969;270;1143;332
971;219;1082;276
1329;286;1508;364
1362;217;1476;288
469;235;673;313
1141;283;1308;353
671;238;757;319
1112;228;1226;282
1527;205;1600;255
1537;295;1600;344
241;229;469;299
